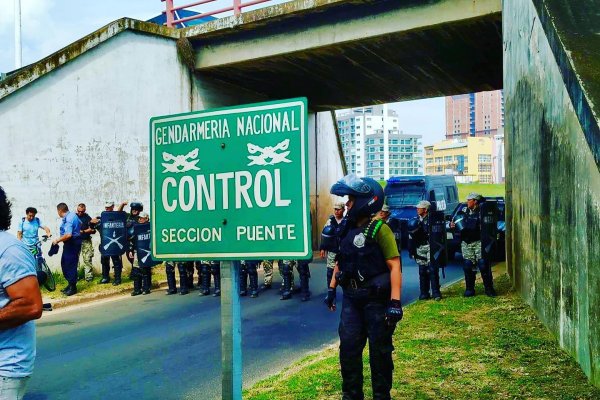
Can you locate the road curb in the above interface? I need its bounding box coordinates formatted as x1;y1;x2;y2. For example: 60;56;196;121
44;279;170;310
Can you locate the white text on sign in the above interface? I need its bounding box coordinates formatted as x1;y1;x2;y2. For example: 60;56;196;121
162;169;291;212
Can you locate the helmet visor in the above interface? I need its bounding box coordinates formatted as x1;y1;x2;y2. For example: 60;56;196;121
330;174;372;197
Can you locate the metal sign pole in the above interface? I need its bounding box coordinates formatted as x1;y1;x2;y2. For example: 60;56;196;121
221;260;242;400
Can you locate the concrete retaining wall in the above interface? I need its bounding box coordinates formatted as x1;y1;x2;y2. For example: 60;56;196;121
504;0;600;386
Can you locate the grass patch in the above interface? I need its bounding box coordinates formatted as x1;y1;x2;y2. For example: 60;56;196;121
457;183;505;200
41;264;168;299
244;272;600;400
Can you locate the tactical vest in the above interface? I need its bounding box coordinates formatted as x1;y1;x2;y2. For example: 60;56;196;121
457;206;481;243
338;220;388;285
413;216;429;248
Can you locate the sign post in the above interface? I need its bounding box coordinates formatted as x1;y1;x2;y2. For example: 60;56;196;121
150;98;310;399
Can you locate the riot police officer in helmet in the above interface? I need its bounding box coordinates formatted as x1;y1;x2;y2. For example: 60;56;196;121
408;200;442;301
324;174;403;400
450;193;497;297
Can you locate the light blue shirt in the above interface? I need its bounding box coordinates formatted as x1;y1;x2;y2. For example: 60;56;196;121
0;231;37;378
60;211;81;238
17;217;44;248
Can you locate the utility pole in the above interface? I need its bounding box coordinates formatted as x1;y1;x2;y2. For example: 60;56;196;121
14;0;22;69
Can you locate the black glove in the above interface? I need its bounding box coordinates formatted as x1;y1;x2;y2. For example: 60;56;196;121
324;288;336;309
384;299;403;325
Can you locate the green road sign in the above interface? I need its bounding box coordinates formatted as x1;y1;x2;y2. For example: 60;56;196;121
150;98;311;260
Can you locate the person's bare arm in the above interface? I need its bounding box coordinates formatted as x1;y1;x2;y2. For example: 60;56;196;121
42;226;52;237
387;256;402;301
52;233;72;245
0;276;43;329
16;231;22;241
117;202;128;212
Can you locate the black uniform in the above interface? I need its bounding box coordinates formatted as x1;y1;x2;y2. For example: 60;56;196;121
129;222;153;296
336;220;397;400
410;214;442;300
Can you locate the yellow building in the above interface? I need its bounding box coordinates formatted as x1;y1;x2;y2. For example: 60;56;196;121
424;137;494;183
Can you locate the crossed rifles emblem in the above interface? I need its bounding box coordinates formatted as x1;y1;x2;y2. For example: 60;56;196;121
103;231;123;251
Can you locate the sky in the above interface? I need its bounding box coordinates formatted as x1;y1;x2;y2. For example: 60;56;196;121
0;0;446;145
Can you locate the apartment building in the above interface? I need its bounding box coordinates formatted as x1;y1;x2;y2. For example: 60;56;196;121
337;105;423;181
446;90;504;139
424;137;495;183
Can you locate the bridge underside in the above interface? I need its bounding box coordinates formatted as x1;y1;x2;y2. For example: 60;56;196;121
187;0;502;111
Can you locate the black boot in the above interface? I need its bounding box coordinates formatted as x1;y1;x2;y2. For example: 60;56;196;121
463;262;476;297
429;265;442;301
112;267;122;286
239;266;248;296
64;282;77;296
418;265;431;300
212;265;221;297
166;263;178;295
131;268;142;296
249;273;259;298
478;260;497;297
142;268;152;295
177;263;189;295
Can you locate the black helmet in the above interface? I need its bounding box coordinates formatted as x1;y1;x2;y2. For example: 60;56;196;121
130;202;143;212
330;174;384;219
407;217;421;234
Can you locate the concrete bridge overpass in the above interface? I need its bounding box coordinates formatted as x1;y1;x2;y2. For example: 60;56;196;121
0;0;598;388
185;0;502;110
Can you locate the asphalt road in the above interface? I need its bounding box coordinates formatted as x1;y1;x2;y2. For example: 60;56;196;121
25;252;465;400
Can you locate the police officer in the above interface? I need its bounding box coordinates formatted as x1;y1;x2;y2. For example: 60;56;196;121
320;202;345;301
91;201;124;285
165;260;192;295
374;204;391;222
129;212;153;296
53;203;83;296
450;193;497;297
324;174;403;400
198;260;221;296
408;200;442;301
123;201;143;276
239;260;259;298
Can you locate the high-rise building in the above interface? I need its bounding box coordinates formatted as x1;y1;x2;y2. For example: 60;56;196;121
336;105;423;181
446;90;504;139
424;137;495;183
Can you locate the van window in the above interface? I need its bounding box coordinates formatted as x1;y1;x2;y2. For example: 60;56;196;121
445;186;457;202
